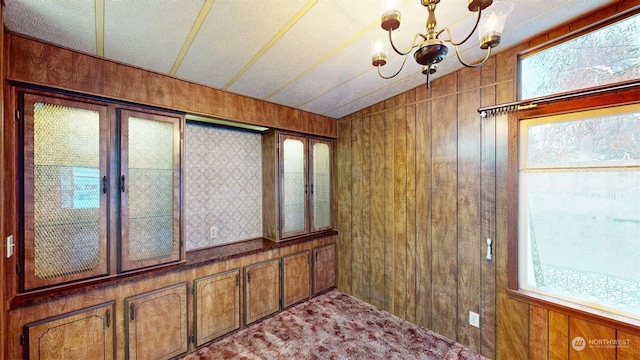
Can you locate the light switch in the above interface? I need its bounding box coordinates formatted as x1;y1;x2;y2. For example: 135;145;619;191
6;235;15;258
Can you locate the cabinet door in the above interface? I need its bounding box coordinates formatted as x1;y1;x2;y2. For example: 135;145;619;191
310;138;332;232
25;302;115;360
313;244;336;295
244;258;280;325
120;109;183;272
22;93;110;290
282;250;311;308
279;134;308;239
194;269;240;346
125;283;188;360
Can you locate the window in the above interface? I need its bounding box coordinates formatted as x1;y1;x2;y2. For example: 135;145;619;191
518;104;640;320
519;12;640;100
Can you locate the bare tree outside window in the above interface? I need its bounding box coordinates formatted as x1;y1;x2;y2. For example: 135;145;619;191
520;13;640;99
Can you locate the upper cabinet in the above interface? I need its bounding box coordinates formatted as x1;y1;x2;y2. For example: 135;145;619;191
263;131;333;241
119;110;182;272
20;90;184;291
22;94;111;290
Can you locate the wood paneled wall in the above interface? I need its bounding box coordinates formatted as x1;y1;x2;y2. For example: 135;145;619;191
335;1;640;359
0;3;6;360
4;33;336;138
336;61;499;357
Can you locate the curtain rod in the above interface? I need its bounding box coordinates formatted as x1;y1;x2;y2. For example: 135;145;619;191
478;79;640;118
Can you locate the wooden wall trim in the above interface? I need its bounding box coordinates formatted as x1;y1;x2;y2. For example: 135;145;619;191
0;2;6;359
4;32;337;138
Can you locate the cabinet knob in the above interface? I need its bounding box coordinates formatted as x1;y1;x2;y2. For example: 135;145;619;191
121;175;126;193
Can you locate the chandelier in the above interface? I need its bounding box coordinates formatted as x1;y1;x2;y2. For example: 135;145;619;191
372;0;513;87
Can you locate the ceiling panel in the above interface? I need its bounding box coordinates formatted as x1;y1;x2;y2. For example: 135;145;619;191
226;0;381;99
4;0;96;55
175;0;310;89
104;0;203;74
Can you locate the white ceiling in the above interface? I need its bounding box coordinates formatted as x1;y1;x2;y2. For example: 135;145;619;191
4;0;615;119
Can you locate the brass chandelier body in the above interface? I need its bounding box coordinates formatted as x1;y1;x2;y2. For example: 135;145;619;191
373;0;509;87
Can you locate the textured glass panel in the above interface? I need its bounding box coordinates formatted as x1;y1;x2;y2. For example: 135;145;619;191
128;117;175;262
282;138;305;234
522;111;640;169
313;142;331;229
520;13;640;99
33;102;101;279
519;107;640;319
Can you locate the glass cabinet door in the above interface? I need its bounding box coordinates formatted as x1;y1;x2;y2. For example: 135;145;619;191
120;109;182;271
23;94;109;290
310;139;332;232
279;134;308;239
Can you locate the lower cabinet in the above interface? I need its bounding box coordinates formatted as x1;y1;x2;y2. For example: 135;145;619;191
11;239;336;359
282;250;311;308
313;243;336;295
193;269;241;346
24;302;115;360
244;258;281;325
125;283;188;360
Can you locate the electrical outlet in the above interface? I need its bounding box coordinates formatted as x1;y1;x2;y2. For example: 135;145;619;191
210;226;218;239
469;311;480;328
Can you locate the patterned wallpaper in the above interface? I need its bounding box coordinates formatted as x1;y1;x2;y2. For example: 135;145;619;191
185;123;263;250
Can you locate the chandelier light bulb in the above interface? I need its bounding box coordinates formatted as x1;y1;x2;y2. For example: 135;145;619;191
479;0;513;49
371;38;388;66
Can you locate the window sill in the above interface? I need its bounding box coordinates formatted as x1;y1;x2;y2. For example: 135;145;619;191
507;288;640;334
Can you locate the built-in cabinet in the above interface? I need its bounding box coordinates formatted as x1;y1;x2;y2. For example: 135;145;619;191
13;239;336;359
24;302;115;360
282;250;311;308
19;89;184;291
10;88;335;360
118;109;182;272
193;269;240;346
313;243;336;295
263;130;333;241
244;258;281;325
124;283;188;360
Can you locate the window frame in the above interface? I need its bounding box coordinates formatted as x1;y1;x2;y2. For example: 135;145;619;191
517;9;640;101
507;85;640;333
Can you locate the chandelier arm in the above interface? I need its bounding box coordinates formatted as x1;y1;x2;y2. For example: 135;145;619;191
388;30;423;56
377;54;409;79
439;8;482;47
453;43;492;68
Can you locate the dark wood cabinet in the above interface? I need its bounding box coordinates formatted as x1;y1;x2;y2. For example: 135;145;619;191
313;243;336;295
19;89;184;291
118;109;182;272
125;283;188;360
22;93;111;290
193;269;241;346
263;130;333;241
282;250;311;308
24;302;115;360
244;258;280;325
